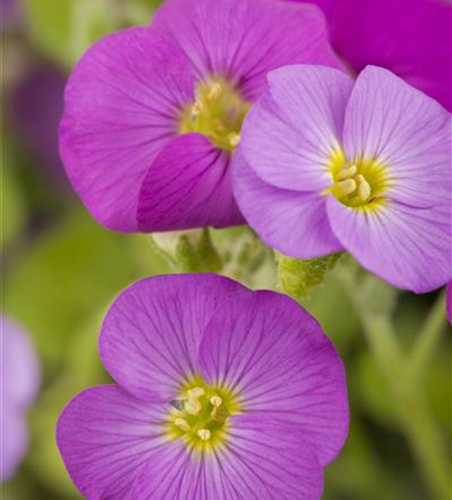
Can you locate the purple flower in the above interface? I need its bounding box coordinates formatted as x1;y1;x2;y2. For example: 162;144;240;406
57;274;348;500
447;282;452;325
234;65;452;293
284;0;452;111
1;317;40;481
60;0;342;233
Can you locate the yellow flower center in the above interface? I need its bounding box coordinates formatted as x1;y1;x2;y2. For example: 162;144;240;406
179;77;251;152
167;378;240;450
324;150;390;209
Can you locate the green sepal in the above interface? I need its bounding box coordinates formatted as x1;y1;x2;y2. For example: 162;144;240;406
277;252;343;300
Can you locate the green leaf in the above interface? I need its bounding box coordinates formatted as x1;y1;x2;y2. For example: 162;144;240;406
1;164;26;249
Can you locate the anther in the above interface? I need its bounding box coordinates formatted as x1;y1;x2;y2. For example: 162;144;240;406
337;164;357;181
335;179;357;198
228;133;241;148
207;82;223;100
190;100;203;120
210;395;222;408
185;387;205;415
175;418;191;432
197;429;211;442
357;174;371;202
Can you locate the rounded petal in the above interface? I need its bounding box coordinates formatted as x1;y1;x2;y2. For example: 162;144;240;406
131;415;323;500
198;291;349;466
137;134;244;232
56;385;167;500
240;65;353;192
0;410;28;481
233;151;343;258
2;316;40;410
152;0;344;100
343;67;452;211
326;197;452;293
99;274;249;402
332;0;452;110
60;27;195;231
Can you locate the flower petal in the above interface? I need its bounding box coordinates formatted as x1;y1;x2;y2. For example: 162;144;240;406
99;274;249;402
198;291;349;466
60;27;195;231
326;197;452;293
56;385;167;500
233;151;343;258
332;0;452;110
131;415;323;500
151;0;343;100
240;65;353;192
137;134;244;232
343;66;452;210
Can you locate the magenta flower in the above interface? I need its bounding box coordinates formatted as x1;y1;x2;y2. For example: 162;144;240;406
60;0;342;233
284;0;452;111
234;65;452;293
57;274;348;500
1;317;40;481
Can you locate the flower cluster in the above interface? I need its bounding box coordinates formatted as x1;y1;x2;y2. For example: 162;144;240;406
57;274;348;500
57;0;451;497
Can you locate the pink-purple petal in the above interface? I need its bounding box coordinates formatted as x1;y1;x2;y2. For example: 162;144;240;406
131;416;323;500
240;65;353;192
56;385;168;500
60;27;195;232
343;66;452;210
99;274;249;402
198;291;349;466
233;151;343;258
326;197;452;293
332;0;452;111
137;134;244;232
151;0;344;101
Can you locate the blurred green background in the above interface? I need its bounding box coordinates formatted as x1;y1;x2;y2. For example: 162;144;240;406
2;0;451;499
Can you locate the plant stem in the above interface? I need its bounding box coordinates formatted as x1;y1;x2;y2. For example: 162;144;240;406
338;271;450;500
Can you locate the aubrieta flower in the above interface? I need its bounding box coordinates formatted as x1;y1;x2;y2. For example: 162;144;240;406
285;0;452;111
57;274;348;500
234;65;452;293
1;317;40;481
60;0;343;233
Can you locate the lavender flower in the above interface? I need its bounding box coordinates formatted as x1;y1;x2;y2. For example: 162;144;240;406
234;65;452;293
57;274;348;500
1;317;40;481
285;0;452;111
60;0;342;233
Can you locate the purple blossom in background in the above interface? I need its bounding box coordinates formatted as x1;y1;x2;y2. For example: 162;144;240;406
284;0;452;111
57;274;348;500
1;317;40;481
60;0;343;233
447;282;452;325
11;65;71;192
234;65;452;293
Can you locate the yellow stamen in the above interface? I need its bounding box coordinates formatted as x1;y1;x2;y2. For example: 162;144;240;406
197;429;211;442
174;418;191;432
337;164;357;181
210;395;222;408
357;174;371;202
335;179;357;198
228;133;241;148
